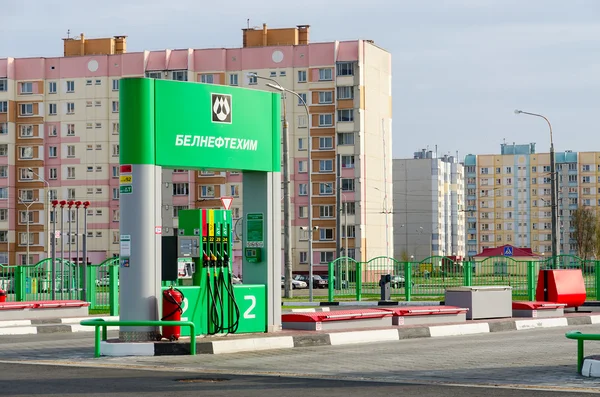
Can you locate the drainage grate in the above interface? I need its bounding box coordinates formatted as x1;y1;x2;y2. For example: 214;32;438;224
176;377;230;383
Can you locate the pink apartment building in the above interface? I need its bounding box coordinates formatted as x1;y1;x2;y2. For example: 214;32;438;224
0;24;393;275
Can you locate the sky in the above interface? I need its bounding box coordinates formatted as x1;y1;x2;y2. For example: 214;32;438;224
3;0;600;160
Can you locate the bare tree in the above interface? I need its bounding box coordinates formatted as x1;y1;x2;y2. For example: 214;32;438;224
572;207;597;261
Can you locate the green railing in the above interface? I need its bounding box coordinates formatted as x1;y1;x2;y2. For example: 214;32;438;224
0;257;120;314
565;331;600;374
328;255;600;302
79;319;197;358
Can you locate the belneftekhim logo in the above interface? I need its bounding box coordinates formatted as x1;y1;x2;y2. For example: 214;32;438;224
211;93;232;124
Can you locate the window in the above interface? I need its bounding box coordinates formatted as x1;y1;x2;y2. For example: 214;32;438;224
337;109;354;122
19;168;33;181
248;73;257;85
19;146;33;159
229;74;238;86
172;205;189;217
0;79;6;92
19;190;34;202
319;205;334;218
0;101;7;113
298;160;307;173
318;114;333;126
299;251;308;263
96;79;102;86
48;103;57;115
318;91;333;104
0;144;7;156
298;115;307;128
298;137;307;151
341;155;355;168
0;188;7;199
0;209;6;221
112;188;119;200
320;251;335;263
341;178;355;191
20;82;33;94
230;185;239;197
279;71;286;77
48;81;57;94
318;68;333;81
19;232;34;246
112;166;119;178
95;231;102;238
113;209;120;222
19;125;33;137
48;146;57;158
319;183;333;195
200;74;214;84
20;103;33;115
86;79;92;86
66;81;75;93
19;211;33;224
336;62;354;76
67;145;75;157
172;71;187;81
112;79;119;91
319;159;333;172
200;185;215;198
146;71;162;79
269;71;276;77
94;100;101;107
49;190;57;200
0;166;6;178
0;123;7;135
298;206;308;218
86;123;92;129
343;225;356;238
112;144;119;157
173;183;189;196
297;70;307;83
298;93;307;106
345;202;356;215
337;132;354;145
319;228;334;241
67;167;75;179
298;183;308;196
337;86;354;99
95;122;102;129
319;137;333;150
112;123;120;135
66;102;75;114
49;168;57;180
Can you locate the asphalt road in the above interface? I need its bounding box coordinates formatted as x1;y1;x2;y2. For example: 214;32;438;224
0;362;593;397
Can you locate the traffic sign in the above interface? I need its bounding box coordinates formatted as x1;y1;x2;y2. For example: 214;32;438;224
503;246;513;257
220;196;233;210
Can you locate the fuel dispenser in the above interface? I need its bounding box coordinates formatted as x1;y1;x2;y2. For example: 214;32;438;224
168;209;242;335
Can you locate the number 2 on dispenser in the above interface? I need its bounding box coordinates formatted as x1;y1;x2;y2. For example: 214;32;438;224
243;295;256;319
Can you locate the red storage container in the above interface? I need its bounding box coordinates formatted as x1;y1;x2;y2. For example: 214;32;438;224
536;269;586;308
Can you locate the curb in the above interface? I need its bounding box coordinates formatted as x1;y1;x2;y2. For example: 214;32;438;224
0;316;118;336
101;314;600;357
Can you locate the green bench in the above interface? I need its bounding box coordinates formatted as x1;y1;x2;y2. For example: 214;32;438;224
565;331;600;373
79;319;197;358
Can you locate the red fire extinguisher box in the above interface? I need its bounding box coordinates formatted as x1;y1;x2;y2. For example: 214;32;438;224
536;269;586;308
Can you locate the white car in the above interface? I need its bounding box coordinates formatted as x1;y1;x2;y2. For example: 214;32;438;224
281;277;308;289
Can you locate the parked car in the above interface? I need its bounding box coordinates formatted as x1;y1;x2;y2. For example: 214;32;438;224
0;278;14;293
389;275;414;288
312;275;328;289
281;276;308;289
95;276;119;287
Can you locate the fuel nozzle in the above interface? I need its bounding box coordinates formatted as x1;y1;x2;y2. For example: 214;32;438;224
210;251;217;267
203;251;210;267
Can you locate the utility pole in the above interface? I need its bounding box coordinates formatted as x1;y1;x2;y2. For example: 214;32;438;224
19;198;37;266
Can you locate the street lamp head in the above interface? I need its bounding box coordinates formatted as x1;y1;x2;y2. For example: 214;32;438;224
514;109;522;115
266;83;284;92
27;167;33;172
246;72;257;78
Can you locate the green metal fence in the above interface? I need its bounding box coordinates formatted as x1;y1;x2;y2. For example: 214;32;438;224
0;257;120;315
328;255;600;302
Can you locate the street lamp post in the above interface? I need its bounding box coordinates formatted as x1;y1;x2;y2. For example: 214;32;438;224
514;110;559;266
248;73;293;298
27;168;50;254
18;198;37;267
265;83;314;301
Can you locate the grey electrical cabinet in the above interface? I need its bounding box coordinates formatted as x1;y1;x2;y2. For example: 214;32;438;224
445;286;512;320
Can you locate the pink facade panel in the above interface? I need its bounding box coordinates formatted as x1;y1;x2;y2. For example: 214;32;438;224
172;196;189;206
193;49;227;72
227;173;242;182
167;50;189;70
44;58;60;79
337;41;359;62
87;223;110;229
58;56;108;78
87;251;109;264
0;58;15;79
146;51;167;71
292;46;309;67
341;168;355;178
342;192;356;201
308;43;335;66
120;53;146;76
14;58;45;80
240;46;294;70
172;172;191;183
225;49;242;71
